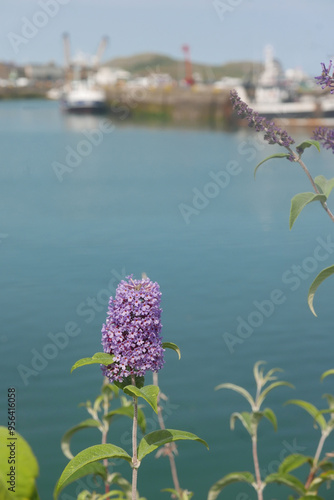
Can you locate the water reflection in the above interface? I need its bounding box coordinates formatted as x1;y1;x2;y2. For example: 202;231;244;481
61;112;104;131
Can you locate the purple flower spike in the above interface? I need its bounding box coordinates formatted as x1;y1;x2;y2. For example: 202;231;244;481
312;127;334;154
230;89;295;148
315;61;334;93
101;275;164;383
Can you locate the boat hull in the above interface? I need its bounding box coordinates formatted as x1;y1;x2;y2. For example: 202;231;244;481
60;100;108;114
61;80;108;114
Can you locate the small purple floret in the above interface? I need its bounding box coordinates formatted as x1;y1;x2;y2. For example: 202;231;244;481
315;61;334;93
101;275;164;383
312;127;334;154
230;89;295;148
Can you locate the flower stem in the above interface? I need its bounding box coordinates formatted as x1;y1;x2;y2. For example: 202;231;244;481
102;379;111;494
131;375;139;500
153;371;181;494
252;433;263;500
305;430;329;490
288;148;334;224
102;428;110;494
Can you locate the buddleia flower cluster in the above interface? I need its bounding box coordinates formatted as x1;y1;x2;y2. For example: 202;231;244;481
313;62;334;154
315;60;334;93
101;275;164;383
230;89;295;149
312;127;334;154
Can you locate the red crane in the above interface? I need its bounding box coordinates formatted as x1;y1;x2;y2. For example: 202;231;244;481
182;44;195;86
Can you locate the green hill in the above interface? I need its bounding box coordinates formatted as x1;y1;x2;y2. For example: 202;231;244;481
104;52;262;82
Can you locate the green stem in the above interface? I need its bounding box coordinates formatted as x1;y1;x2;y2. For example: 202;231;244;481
288;147;334;224
252;432;263;500
102;388;110;495
102;429;110;494
305;430;329;490
153;371;181;494
102;377;110;493
254;379;262;410
131;375;139;500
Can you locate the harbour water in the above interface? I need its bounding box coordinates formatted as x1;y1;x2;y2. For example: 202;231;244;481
1;99;334;499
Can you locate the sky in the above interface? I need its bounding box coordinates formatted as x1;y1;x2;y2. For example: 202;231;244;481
1;0;334;77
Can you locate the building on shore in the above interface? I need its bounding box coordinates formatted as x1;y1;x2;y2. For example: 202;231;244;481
24;62;64;82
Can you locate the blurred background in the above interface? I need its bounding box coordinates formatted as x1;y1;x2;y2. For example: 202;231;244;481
1;1;334;499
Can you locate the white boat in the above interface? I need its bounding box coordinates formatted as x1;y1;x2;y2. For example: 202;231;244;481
233;82;334;128
60;79;107;113
252;86;318;119
231;45;334;124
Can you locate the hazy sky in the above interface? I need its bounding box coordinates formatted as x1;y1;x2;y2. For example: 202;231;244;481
1;0;333;76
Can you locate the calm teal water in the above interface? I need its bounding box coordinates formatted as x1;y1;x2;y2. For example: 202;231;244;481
1;100;334;500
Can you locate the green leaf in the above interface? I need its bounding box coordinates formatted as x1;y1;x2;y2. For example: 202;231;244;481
265;472;306;495
123;385;159;414
108;473;147;499
71;353;114;373
262;408;277;431
296;140;321;154
319;469;334;481
285;400;327;430
109;472;132;497
321;369;334;381
77;488;126;500
308;265;334;316
313;408;334;423
215;383;255;408
162;488;193;500
0;427;39;500
114;375;145;390
61;419;101;459
263;367;284;382
162;342;181;360
323;393;334;410
99;491;126;500
53;444;131;499
93;395;104;413
318;460;334;472
254;153;290;178
294;497;323;500
314;175;334;198
102;383;119;398
207;472;255;500
278;454;313;474
289;192;327;230
308;476;326;492
104;406;146;433
76;491;92;500
253;360;266;385
257;381;294;407
59;461;107;498
230;412;254;436
137;429;208;461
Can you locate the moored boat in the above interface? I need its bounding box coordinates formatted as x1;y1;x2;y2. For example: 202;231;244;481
60;79;107;114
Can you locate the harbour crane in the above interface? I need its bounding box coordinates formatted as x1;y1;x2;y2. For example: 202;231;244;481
62;34;109;81
93;36;109;71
